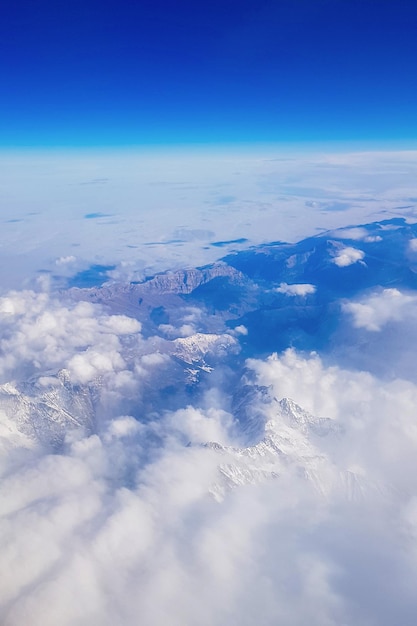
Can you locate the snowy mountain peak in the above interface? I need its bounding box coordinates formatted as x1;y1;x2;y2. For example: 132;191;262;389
0;375;95;449
202;394;349;500
173;332;237;355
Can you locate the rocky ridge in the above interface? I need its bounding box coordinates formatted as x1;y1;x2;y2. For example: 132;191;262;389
204;396;367;502
0;371;95;450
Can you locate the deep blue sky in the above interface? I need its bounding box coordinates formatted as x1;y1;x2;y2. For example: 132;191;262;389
1;0;417;147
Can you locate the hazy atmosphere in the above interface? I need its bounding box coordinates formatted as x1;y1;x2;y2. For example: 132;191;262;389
1;1;417;625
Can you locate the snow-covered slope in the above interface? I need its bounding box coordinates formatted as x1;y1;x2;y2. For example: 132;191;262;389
0;371;95;449
204;396;369;502
172;332;238;381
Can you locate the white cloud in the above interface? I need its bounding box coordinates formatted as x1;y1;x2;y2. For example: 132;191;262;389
332;246;365;267
2;357;417;626
140;352;169;367
2;148;417;290
333;227;368;240
276;282;316;296
328;227;383;244
103;315;141;335
165;405;235;446
409;238;417;252
158;322;196;338
344;288;417;331
182;307;203;324
247;348;417;491
55;255;76;265
0;328;416;626
3;181;417;623
67;349;126;384
178;324;196;337
0;291;141;382
105;415;142;439
158;323;176;337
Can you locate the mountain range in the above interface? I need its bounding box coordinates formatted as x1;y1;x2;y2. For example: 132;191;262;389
2;216;417;499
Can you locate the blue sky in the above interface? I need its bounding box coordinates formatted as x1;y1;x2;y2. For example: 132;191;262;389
1;0;417;147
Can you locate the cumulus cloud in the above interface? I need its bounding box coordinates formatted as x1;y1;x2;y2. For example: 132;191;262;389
332;246;365;267
0;291;149;435
0;290;141;385
344;288;417;331
3;151;417;625
1;334;417;625
67;348;127;384
2;278;417;626
276;282;316;296
247;348;417;492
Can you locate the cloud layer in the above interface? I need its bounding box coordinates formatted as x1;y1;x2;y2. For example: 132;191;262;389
1;298;417;625
2;208;417;624
0;291;141;384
